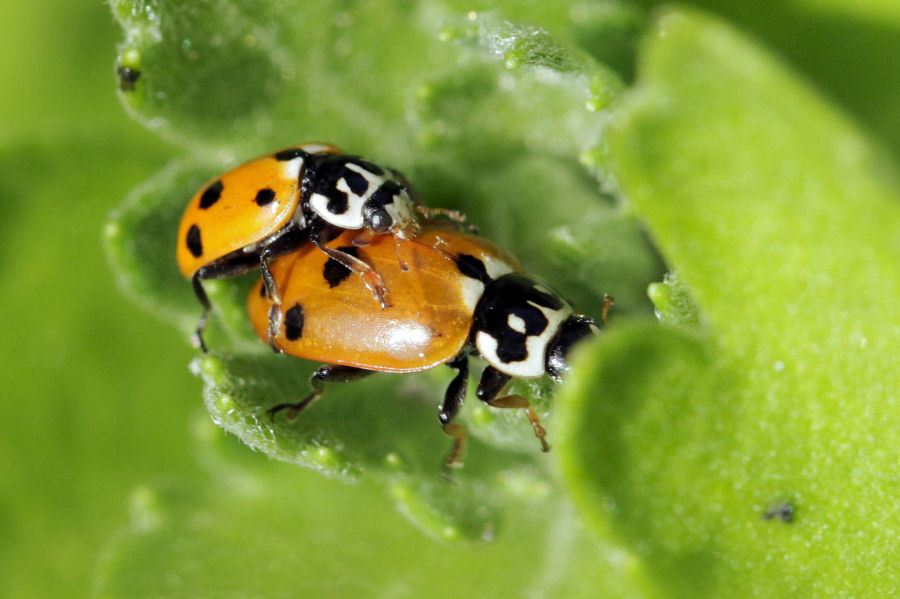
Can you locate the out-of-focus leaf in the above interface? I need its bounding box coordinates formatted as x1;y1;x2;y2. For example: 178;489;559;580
110;0;633;156
558;7;900;598
94;419;650;599
635;0;900;158
0;136;195;598
647;272;701;329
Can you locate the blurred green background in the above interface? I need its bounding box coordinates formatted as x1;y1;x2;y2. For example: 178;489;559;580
2;1;899;598
0;3;198;598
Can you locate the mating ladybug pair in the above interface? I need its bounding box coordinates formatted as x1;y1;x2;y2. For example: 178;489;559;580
176;143;606;466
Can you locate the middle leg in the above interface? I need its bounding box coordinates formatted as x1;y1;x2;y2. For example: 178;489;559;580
438;355;470;472
476;366;550;452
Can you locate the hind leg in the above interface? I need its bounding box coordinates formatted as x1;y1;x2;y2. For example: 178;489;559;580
268;365;374;421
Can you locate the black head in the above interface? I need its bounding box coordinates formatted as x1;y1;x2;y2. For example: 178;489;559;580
544;314;600;383
305;154;418;237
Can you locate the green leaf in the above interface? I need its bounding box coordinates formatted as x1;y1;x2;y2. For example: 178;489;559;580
0;134;197;598
558;7;900;598
110;0;632;156
647;272;701;329
94;421;650;599
193;349;581;540
413;152;664;316
634;0;900;159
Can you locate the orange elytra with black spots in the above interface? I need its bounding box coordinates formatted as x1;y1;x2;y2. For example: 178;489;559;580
176;143;341;279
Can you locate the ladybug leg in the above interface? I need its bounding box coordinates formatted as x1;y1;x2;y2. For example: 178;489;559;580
191;259;257;352
190;272;211;353
396;165;474;234
439;355;470;472
393;235;410;272
414;205;478;234
601;294;614;326
268;365;373;421
259;251;283;353
259;227;310;351
349;229;412;273
188;227;308;353
311;236;392;309
476;366;550;452
348;229;377;247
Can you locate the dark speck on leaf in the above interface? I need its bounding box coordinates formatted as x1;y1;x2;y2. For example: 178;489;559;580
762;501;795;523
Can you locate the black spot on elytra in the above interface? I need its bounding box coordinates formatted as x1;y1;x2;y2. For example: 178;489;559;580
274;148;307;161
199;180;223;209
254;188;276;206
259;282;268;298
186;224;203;258
455;254;490;283
473;274;565;364
322;246;359;288
284;303;305;341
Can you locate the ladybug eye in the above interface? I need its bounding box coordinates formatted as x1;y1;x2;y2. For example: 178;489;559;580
366;209;392;233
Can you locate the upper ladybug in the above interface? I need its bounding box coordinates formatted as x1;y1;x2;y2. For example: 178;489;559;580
175;143;424;351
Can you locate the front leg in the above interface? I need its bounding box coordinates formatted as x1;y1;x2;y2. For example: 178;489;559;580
414;205;478;234
476;366;550;452
310;233;392;309
268;364;373;421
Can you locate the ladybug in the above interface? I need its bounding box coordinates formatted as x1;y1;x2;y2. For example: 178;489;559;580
247;228;604;467
176;143;426;351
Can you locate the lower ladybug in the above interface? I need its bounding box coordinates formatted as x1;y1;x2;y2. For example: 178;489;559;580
247;229;604;467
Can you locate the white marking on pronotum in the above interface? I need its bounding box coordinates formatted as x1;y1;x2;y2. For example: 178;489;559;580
476;299;573;378
507;313;527;334
310;162;382;229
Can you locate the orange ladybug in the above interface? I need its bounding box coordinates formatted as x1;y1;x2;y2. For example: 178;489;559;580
176;143;424;351
247;229;604;467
